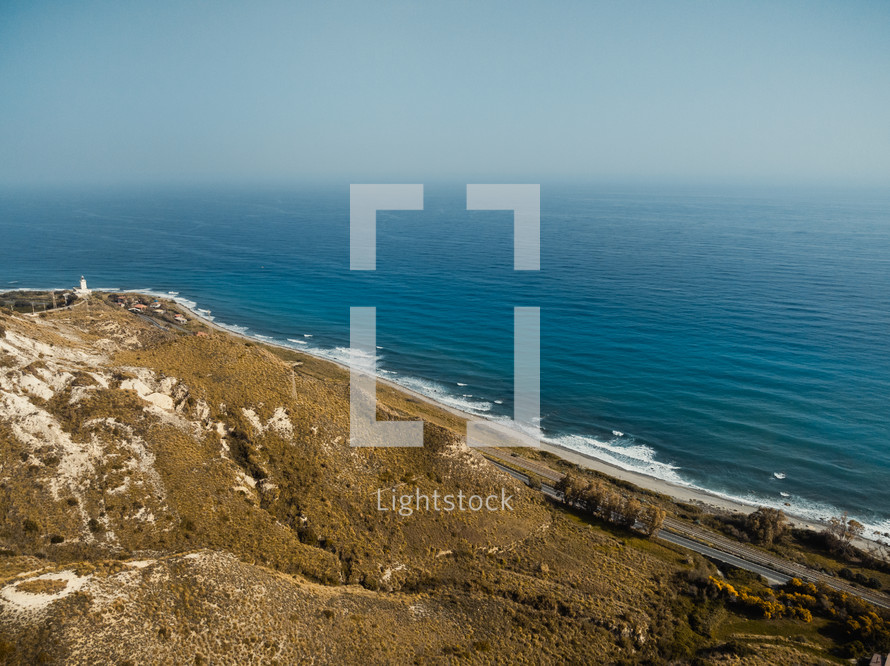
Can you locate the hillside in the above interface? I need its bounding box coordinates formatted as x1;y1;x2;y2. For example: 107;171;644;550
0;298;878;664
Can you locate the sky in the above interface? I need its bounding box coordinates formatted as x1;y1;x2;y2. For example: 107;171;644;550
0;1;888;188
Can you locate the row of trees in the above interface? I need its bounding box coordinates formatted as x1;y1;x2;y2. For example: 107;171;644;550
554;473;666;536
736;505;872;565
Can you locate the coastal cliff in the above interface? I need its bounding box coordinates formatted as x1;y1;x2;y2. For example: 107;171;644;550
0;298;880;664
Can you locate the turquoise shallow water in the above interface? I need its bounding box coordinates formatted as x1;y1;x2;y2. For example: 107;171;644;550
2;184;889;537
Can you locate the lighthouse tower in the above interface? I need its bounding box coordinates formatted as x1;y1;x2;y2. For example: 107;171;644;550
75;276;92;298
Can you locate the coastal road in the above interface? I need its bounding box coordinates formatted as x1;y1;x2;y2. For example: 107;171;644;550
656;530;791;585
483;459;791;584
481;449;890;609
660;516;890;609
134;313;167;331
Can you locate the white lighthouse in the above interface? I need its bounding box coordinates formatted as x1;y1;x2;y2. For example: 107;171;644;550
75;275;92;298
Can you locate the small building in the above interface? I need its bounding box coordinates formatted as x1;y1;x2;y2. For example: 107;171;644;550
151;301;161;309
132;303;147;310
195;331;209;337
174;314;187;323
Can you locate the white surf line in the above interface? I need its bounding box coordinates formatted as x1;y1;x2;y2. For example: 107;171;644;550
89;288;887;544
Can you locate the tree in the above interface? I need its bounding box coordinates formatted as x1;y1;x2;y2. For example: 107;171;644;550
825;512;864;556
580;480;606;514
555;473;586;506
745;507;788;546
525;473;542;491
641;505;667;537
600;490;622;523
619;498;643;528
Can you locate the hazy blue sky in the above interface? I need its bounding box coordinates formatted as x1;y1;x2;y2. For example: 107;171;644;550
1;1;888;187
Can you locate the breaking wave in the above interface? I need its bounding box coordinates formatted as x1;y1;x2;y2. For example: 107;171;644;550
110;287;890;545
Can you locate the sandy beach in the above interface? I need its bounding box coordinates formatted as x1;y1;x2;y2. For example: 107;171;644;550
160;295;845;538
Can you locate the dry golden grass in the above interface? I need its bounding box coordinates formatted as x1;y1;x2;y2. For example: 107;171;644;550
14;578;67;595
0;299;866;664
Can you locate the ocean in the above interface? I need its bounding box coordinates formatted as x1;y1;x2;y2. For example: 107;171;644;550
2;183;889;539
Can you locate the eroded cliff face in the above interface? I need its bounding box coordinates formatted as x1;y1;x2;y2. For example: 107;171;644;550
1;300;814;665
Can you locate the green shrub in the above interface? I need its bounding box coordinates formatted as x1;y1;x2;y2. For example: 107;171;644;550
659;622;700;660
297;525;318;546
724;640;754;657
745;507;788;545
472;640;491;653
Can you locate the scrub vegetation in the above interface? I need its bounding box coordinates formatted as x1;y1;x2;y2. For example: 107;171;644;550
0;299;886;664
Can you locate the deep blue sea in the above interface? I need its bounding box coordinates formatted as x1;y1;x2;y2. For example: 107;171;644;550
2;184;889;538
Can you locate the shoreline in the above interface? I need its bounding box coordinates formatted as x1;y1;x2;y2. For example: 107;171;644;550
157;294;843;537
15;287;882;544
